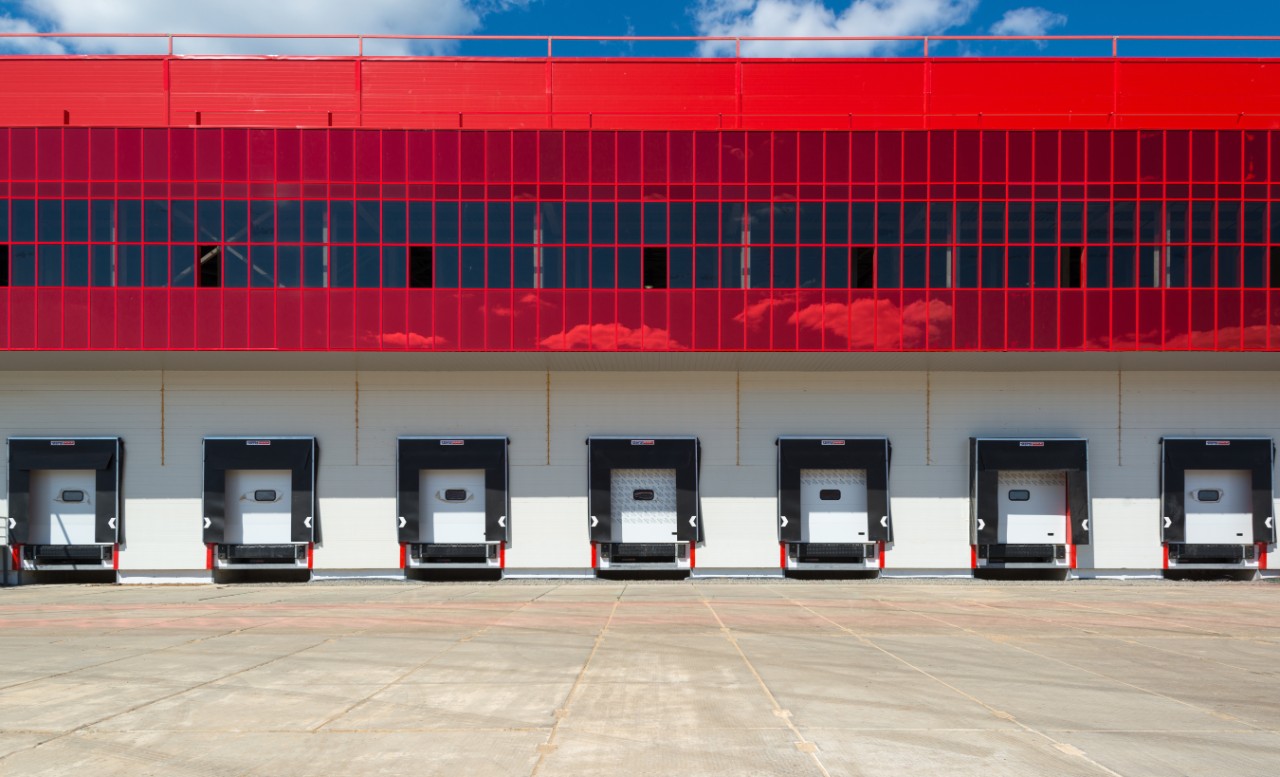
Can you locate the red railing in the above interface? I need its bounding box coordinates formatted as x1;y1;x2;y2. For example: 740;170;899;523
0;33;1279;58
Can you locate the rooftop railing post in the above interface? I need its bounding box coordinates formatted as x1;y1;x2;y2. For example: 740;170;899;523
923;37;929;57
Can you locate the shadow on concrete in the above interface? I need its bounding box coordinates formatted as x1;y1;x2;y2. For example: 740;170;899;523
1163;569;1259;582
212;569;311;584
974;568;1071;582
405;569;503;583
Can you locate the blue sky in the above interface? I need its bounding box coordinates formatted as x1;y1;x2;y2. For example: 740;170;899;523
0;0;1277;58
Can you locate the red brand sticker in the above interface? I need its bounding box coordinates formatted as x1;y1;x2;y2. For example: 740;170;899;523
1019;441;1045;447
246;440;271;446
1206;441;1231;446
50;440;76;446
440;440;466;446
631;440;655;446
821;440;846;446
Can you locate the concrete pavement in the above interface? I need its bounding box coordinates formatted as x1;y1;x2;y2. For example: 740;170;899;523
0;579;1277;776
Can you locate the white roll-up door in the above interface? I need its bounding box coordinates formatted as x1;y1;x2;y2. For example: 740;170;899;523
611;468;678;543
997;471;1067;545
1184;470;1253;544
421;469;487;544
800;469;868;543
225;469;293;544
29;470;96;545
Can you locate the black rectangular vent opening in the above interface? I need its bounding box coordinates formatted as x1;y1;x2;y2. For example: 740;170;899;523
253;489;278;502
851;246;875;289
1060;246;1083;288
819;489;842;501
0;244;8;287
198;245;221;288
643;247;668;289
443;489;468;502
410;246;434;288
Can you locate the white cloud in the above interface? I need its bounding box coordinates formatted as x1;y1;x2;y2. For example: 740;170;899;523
0;14;67;53
1;0;533;55
692;0;979;57
988;6;1066;37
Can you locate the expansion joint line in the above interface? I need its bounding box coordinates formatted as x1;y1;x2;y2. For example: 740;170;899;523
529;586;622;776
0;633;336;766
768;587;1124;777
699;590;833;777
837;594;1127;777
316;585;554;732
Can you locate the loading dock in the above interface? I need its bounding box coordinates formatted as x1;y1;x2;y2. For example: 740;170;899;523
777;437;892;572
203;437;316;572
6;437;123;572
1161;438;1274;570
970;438;1090;570
397;437;509;570
588;437;700;571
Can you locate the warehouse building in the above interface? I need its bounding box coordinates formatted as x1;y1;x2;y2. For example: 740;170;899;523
0;35;1277;582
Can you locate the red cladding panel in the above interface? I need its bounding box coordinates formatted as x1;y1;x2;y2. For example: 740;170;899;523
740;61;925;127
0;58;166;126
1117;61;1280;127
363;60;547;120
552;61;737;122
169;59;359;126
929;60;1114;125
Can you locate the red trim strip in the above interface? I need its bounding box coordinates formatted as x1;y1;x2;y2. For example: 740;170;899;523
1258;542;1267;570
590;543;598;570
307;542;314;570
499;543;506;570
1162;543;1170;570
779;542;787;570
970;545;978;569
12;544;21;571
205;543;214;571
399;542;406;570
1069;543;1077;569
878;540;885;570
689;543;696;569
112;543;119;571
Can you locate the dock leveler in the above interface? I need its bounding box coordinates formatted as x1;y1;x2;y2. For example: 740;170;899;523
588;436;701;572
777;437;892;572
7;437;122;573
203;437;316;572
1161;437;1274;570
397;436;509;570
970;437;1091;570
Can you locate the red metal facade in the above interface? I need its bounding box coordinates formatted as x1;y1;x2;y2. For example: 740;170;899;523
1;55;1279;353
2;57;1280;130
